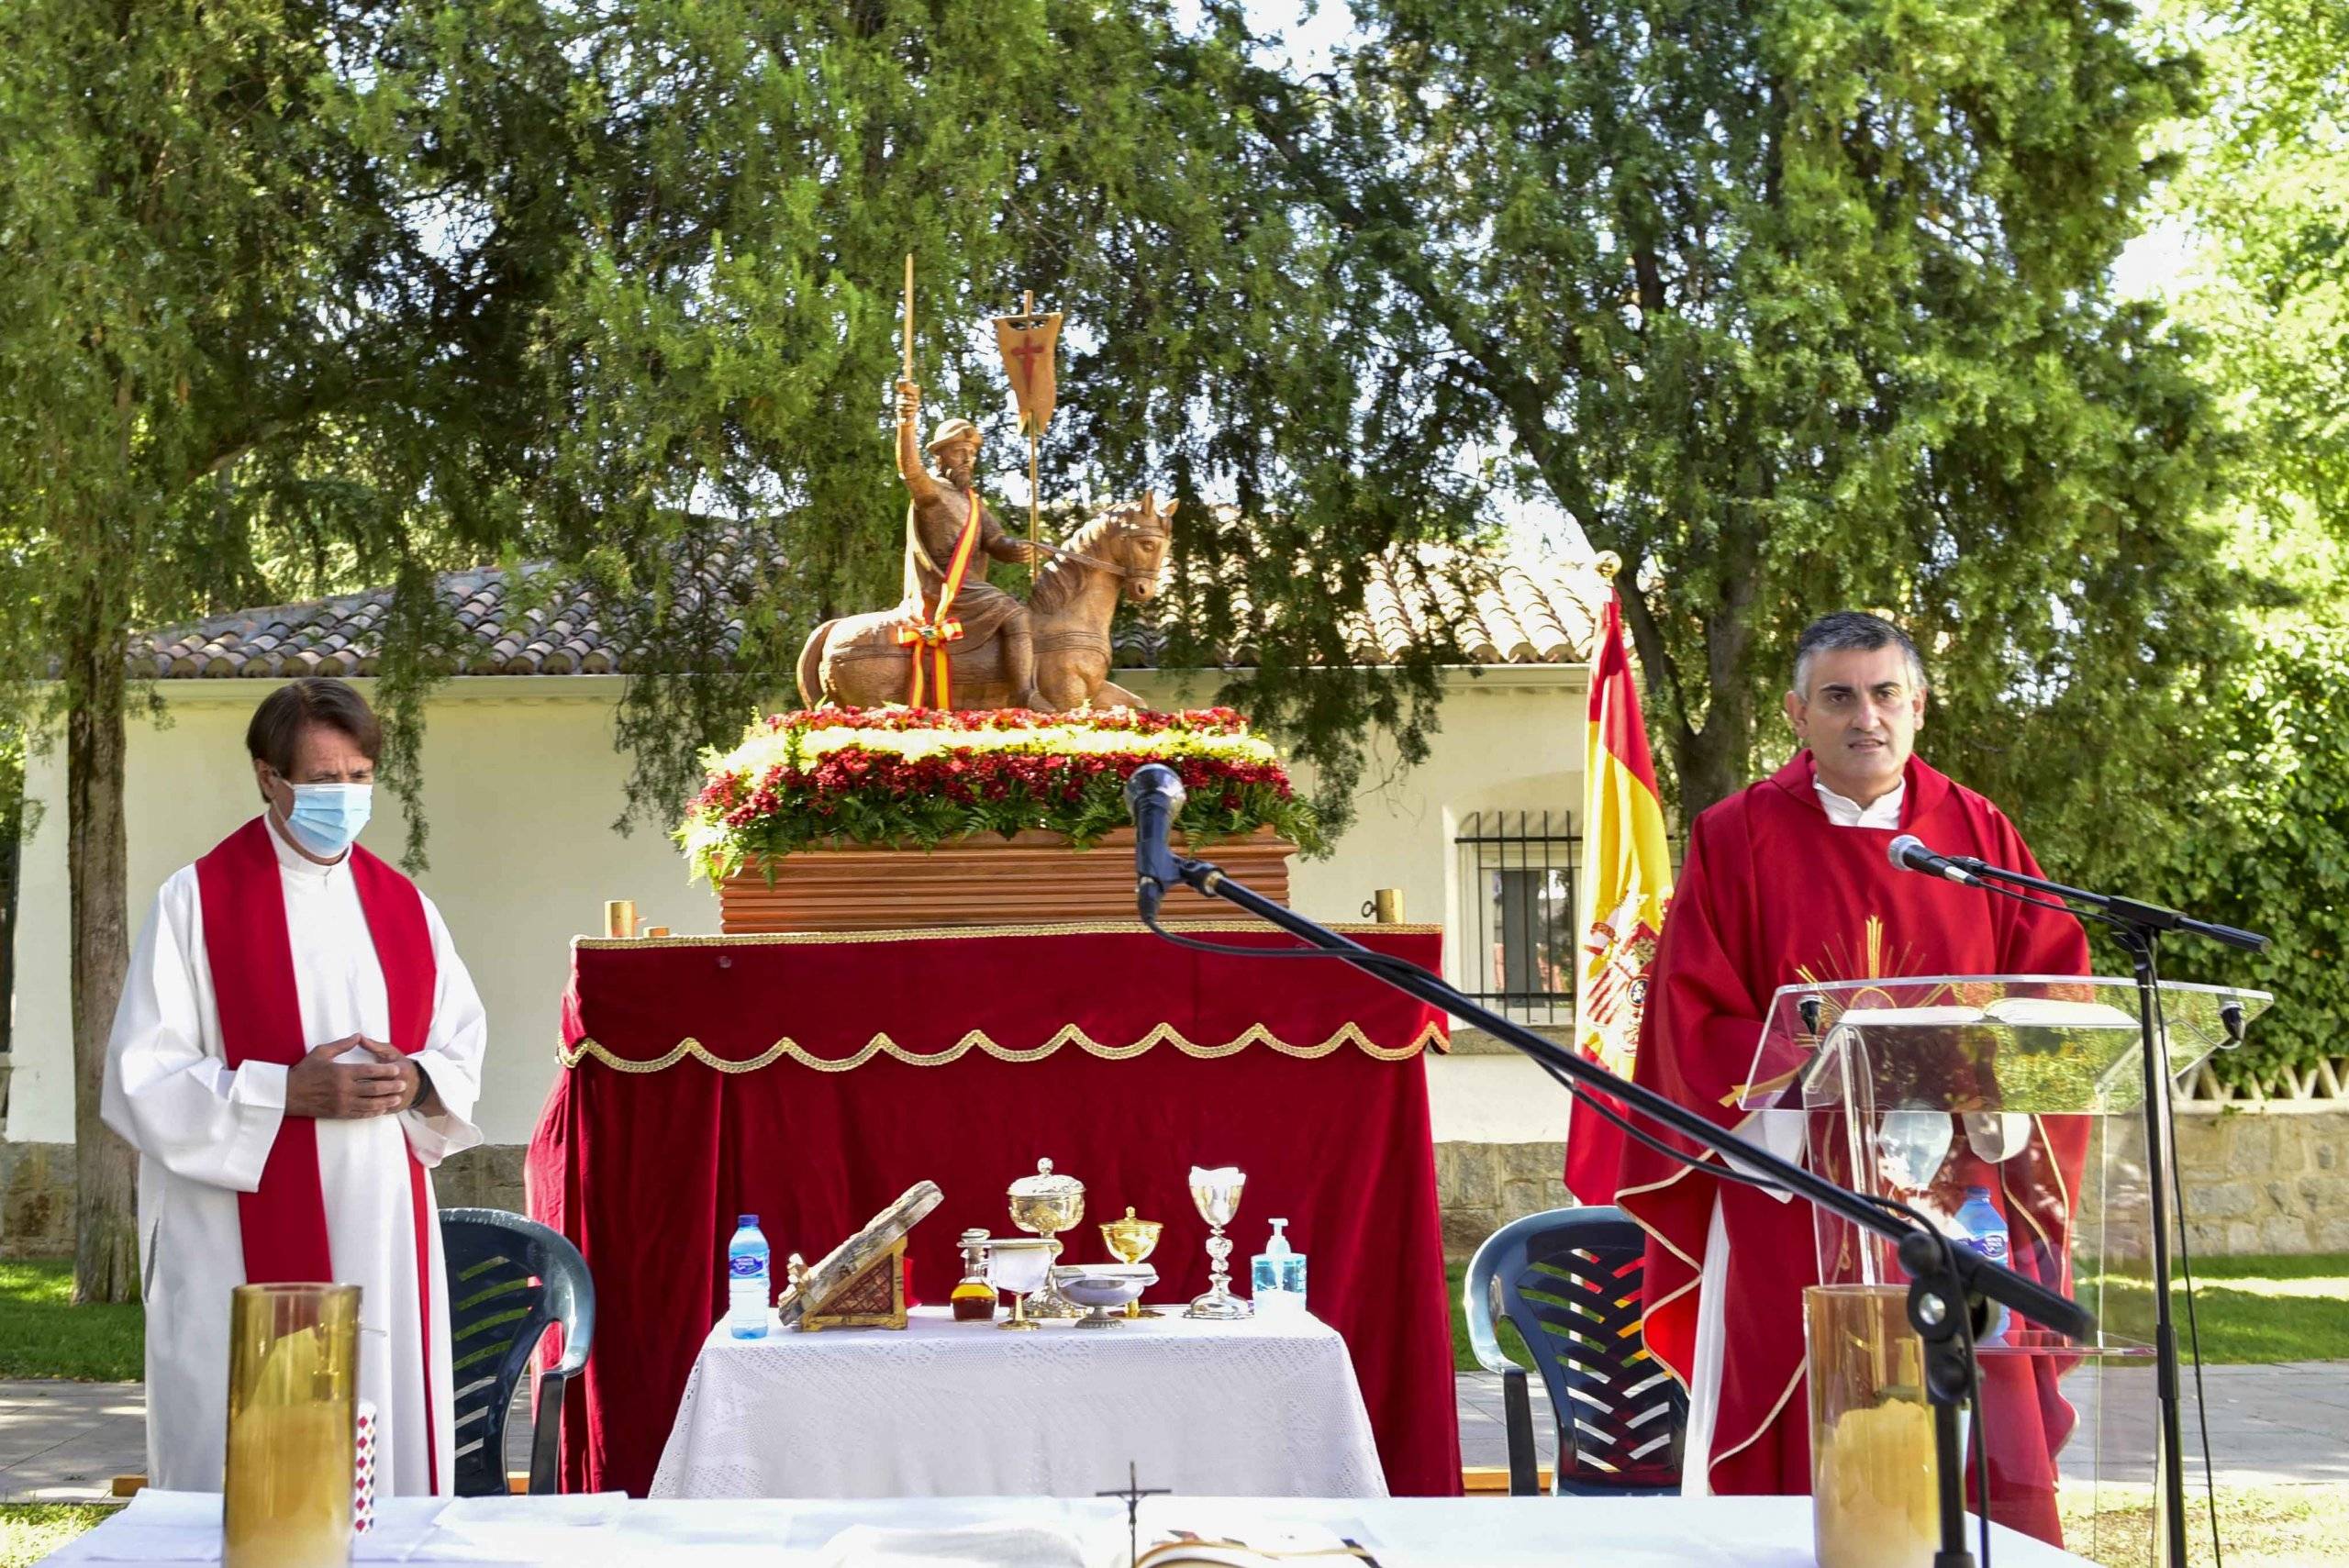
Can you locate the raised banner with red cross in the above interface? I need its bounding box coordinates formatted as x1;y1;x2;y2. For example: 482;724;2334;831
991;311;1063;437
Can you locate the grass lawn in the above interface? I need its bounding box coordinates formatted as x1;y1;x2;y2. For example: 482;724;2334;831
2063;1482;2349;1568
0;1504;115;1568
0;1261;141;1382
2084;1251;2349;1366
1446;1252;2349;1374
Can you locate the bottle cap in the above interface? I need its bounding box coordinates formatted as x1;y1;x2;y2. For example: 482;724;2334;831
739;1214;758;1229
1965;1186;1991;1200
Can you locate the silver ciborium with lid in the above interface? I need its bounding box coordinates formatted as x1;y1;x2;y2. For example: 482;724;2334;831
1007;1157;1086;1319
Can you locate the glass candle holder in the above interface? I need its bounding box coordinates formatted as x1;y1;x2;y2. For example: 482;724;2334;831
224;1283;360;1568
1806;1283;1939;1568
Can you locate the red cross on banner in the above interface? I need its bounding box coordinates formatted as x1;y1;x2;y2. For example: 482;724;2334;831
991;310;1063;437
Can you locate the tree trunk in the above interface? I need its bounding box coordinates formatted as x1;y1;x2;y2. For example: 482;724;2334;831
1670;717;1753;825
0;756;20;1125
68;595;139;1305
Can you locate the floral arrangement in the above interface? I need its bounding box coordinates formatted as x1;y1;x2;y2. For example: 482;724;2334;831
677;706;1326;884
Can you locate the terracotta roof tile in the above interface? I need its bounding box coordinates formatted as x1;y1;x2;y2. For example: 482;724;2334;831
131;521;1611;677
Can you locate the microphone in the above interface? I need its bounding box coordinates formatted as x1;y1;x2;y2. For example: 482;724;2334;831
1887;833;1981;887
1123;763;1187;918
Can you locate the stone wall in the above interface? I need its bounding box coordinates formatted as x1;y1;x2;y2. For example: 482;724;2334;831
1433;1140;1571;1258
6;1118;2339;1262
0;1139;72;1257
1429;1107;2349;1263
0;1141;529;1259
2172;1108;2349;1255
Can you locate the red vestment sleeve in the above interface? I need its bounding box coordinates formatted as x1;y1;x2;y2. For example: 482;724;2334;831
1613;804;1761;1385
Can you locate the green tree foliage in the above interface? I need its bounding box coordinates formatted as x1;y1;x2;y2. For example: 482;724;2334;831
1199;0;2239;850
0;0;562;1297
2158;0;2349;539
2135;0;2349;1083
2161;609;2349;1089
401;0;1478;835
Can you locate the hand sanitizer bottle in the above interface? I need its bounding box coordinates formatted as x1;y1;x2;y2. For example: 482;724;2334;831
1250;1218;1306;1316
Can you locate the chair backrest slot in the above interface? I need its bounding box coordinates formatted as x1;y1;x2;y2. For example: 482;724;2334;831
1463;1205;1688;1496
438;1207;596;1498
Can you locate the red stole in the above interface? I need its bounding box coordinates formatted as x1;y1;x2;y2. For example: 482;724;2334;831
1616;753;2089;1540
195;816;441;1488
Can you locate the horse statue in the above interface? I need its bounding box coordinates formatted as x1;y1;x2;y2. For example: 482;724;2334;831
796;492;1176;712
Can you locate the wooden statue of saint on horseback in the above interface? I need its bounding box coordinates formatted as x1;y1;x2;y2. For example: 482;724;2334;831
795;264;1177;714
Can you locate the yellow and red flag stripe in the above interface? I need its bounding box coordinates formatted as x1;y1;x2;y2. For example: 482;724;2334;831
1564;591;1675;1204
897;491;985;709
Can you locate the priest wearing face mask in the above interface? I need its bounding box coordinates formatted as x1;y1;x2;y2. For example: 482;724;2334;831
1613;612;2089;1544
102;677;487;1496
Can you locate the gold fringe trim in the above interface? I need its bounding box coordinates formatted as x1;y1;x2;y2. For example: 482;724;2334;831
560;1018;1449;1074
575;921;1442;950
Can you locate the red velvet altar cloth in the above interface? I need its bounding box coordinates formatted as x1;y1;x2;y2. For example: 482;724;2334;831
525;923;1462;1499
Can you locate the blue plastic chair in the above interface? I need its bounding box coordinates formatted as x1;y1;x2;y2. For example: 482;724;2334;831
1464;1206;1686;1496
439;1207;596;1496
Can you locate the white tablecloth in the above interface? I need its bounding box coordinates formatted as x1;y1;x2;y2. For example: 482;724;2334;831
41;1489;2104;1566
647;1305;1388;1499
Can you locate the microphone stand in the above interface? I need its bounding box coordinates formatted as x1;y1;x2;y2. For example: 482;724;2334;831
1941;855;2268;1568
1152;855;2095;1568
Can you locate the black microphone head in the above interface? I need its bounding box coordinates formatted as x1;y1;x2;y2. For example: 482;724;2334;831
1887;833;1926;872
1125;762;1186;812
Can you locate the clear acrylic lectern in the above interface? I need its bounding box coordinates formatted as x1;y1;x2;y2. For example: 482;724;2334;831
1738;975;2271;1566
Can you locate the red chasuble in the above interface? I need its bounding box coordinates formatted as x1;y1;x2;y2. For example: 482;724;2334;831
194;816;442;1487
1616;752;2088;1542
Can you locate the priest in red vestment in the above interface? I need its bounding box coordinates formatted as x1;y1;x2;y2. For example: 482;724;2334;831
1615;612;2089;1543
102;677;487;1495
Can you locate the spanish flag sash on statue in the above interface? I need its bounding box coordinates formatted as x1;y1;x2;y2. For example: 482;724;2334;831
1563;591;1675;1205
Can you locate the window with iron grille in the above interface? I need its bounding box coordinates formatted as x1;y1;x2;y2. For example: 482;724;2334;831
1453;810;1580;1024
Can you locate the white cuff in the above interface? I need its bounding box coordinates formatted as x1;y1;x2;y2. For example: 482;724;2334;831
221;1062;290;1192
400;1106;482;1170
232;1059;288;1109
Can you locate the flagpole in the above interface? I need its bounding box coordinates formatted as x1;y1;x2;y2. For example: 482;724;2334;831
902;254;915;384
1023;289;1041;557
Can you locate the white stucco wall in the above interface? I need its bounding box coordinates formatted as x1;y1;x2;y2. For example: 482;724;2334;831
6;668;1585;1149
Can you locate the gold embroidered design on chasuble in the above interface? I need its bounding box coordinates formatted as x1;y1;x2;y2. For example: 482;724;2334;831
1795;914;1932;1008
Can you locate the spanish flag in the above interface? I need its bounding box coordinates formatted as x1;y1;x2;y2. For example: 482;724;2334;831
1564;589;1675;1204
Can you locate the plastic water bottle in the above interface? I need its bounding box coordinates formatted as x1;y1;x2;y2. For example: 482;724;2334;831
727;1215;770;1340
1954;1186;2009;1346
1250;1218;1307;1316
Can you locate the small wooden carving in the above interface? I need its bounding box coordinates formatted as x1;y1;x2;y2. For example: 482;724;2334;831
776;1181;943;1331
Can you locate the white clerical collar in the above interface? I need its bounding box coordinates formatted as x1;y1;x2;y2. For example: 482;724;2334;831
261;812;349;880
1814;776;1904;829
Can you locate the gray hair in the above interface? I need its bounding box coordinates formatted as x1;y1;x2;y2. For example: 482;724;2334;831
1792;612;1927;698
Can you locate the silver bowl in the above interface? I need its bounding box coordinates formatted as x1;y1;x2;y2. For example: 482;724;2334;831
1050;1264;1157;1328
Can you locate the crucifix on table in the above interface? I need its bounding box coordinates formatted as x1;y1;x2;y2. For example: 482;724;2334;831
1098;1461;1171;1567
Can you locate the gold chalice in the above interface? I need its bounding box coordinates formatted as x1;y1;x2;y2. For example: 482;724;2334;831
1100;1207;1165;1318
1008;1158;1086;1320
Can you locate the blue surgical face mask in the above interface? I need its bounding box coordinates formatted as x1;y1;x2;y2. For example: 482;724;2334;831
279;781;373;859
